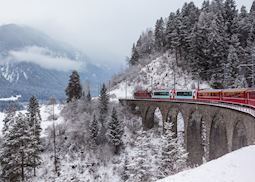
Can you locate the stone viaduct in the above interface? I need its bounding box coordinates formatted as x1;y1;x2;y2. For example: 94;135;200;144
119;99;255;166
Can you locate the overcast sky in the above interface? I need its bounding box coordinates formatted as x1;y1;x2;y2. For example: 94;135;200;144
0;0;253;67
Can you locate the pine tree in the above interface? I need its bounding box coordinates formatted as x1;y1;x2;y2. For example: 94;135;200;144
65;70;82;102
107;108;123;154
158;123;187;178
98;83;109;143
0;113;30;181
250;0;255;13
86;89;92;102
98;83;109;126
224;0;238;36
208;12;228;88
89;114;99;150
27;96;42;177
2;107;16;135
154;17;165;51
129;44;139;66
127;132;152;182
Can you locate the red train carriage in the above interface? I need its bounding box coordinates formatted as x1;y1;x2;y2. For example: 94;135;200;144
134;90;151;99
221;88;248;105
247;89;255;107
197;89;222;101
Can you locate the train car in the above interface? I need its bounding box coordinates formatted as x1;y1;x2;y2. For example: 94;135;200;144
197;89;222;101
175;90;196;99
151;90;171;99
246;89;255;107
134;90;151;99
221;88;248;105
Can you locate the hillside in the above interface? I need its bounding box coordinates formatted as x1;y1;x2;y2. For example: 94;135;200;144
158;145;255;182
110;53;209;100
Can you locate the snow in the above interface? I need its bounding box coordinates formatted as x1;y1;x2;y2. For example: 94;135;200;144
0;95;21;101
110;53;210;101
158;145;255;182
0;104;64;137
109;82;134;101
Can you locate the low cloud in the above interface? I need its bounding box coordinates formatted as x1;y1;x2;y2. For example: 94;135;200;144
7;46;83;71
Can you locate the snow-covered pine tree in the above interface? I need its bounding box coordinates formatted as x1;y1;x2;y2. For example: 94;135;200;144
86;89;92;102
97;83;109;143
158;123;187;179
224;0;238;37
208;11;228;88
89;114;99;150
65;70;82;102
154;17;165;52
165;12;176;50
135;30;154;62
27;96;42;176
223;45;239;88
2;106;16;135
0;113;30;181
107;107;123;154
127;132;152;182
129;44;139;66
250;0;255;13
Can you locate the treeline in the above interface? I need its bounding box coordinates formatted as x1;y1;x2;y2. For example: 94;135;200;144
129;0;255;89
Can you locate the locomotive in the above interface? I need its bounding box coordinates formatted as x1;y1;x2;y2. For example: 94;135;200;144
133;88;255;107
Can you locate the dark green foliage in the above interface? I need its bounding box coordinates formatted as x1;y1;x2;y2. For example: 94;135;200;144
65;70;82;102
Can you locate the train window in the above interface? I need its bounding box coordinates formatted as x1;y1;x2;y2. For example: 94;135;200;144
154;92;169;96
177;92;192;96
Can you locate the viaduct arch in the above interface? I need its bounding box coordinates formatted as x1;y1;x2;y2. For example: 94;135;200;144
120;99;255;165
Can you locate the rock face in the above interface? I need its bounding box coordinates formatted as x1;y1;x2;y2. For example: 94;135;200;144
0;24;112;101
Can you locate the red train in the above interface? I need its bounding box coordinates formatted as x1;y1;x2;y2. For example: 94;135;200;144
133;88;255;108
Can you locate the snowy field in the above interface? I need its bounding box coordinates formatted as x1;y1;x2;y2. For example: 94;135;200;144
158;145;255;182
0;104;64;137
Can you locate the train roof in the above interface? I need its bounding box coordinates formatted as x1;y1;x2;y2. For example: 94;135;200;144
153;89;171;92
246;88;255;92
222;88;249;93
198;89;222;93
175;89;196;92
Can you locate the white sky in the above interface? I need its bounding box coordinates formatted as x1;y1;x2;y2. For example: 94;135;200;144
0;0;253;67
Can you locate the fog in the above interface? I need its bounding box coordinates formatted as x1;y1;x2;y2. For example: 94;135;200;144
7;46;83;71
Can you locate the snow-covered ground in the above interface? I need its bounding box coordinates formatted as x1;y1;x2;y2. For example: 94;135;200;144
109;54;210;101
0;104;64;137
158;145;255;182
0;95;21;101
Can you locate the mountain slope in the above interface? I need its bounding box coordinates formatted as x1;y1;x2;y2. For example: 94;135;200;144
0;24;112;101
